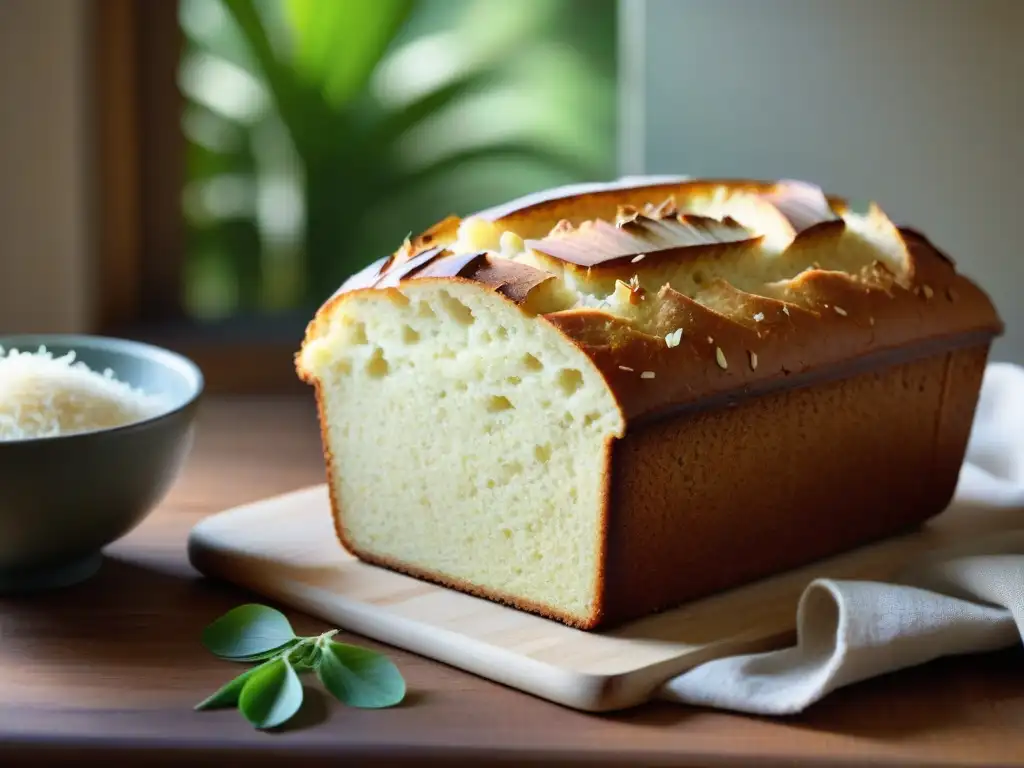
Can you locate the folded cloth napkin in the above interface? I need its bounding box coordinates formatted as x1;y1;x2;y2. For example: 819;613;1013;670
659;362;1024;715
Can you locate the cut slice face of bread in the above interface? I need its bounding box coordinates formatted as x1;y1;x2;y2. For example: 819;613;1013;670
299;279;625;625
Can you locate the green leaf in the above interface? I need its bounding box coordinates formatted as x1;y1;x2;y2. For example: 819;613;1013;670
219;0;293;110
202;604;296;659
219;0;334;157
386;141;595;199
285;0;414;108
316;640;406;709
370;67;497;149
238;658;304;729
194;663;266;711
180;0;260;76
228;638;301;663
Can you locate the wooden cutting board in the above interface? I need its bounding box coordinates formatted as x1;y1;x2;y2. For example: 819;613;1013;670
187;485;1022;712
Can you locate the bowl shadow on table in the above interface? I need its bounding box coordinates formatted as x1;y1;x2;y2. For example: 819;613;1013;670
0;555;297;668
0;552;326;672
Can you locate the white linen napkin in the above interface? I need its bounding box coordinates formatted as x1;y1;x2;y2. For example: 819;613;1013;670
659;361;1024;715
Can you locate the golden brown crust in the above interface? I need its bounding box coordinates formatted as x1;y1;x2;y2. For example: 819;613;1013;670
306;179;1002;427
418;252;555;304
599;344;990;628
478;178;812;238
590;437;614;628
333;248;554;303
525;214;754;269
544;229;1000;424
311;380;346;550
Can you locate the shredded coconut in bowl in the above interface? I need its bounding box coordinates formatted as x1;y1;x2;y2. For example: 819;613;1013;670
0;345;170;441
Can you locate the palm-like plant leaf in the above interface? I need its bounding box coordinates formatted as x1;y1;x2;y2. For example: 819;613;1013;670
383;141;597;200
184;0;617;309
220;0;340;157
286;0;414;109
369;67;499;149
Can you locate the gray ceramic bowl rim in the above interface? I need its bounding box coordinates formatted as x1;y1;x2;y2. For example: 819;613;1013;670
0;334;204;446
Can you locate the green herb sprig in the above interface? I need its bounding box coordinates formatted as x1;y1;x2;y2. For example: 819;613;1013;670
196;604;406;729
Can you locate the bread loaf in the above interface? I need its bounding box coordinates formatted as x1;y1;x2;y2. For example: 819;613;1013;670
296;178;1002;630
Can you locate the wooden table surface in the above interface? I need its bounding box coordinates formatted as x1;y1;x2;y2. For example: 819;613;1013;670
3;397;1024;767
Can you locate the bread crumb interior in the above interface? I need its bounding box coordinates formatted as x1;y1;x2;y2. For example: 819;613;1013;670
300;281;624;622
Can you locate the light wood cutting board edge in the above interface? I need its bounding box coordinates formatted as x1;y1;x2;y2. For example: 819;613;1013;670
187;484;1024;712
186;489;741;711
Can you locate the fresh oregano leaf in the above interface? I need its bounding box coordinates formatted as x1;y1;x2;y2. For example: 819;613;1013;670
194;663;267;711
237;657;304;729
202;604;296;659
196;604;408;729
316;640;406;709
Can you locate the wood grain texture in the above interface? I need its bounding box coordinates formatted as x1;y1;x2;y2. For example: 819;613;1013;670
2;397;1024;766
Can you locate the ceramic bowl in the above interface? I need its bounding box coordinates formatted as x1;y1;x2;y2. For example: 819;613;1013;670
0;334;203;592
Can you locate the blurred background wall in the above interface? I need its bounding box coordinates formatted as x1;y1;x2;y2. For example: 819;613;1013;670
0;0;92;334
622;0;1024;362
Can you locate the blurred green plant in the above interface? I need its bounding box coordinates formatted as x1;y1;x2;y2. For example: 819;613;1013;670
179;0;617;318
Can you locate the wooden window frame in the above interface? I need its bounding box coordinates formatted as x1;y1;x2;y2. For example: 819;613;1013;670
91;0;307;395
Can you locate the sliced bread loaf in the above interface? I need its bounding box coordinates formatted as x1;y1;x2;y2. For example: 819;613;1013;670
296;178;1002;629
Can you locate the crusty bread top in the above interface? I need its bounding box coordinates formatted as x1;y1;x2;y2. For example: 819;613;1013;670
304;178;1002;424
